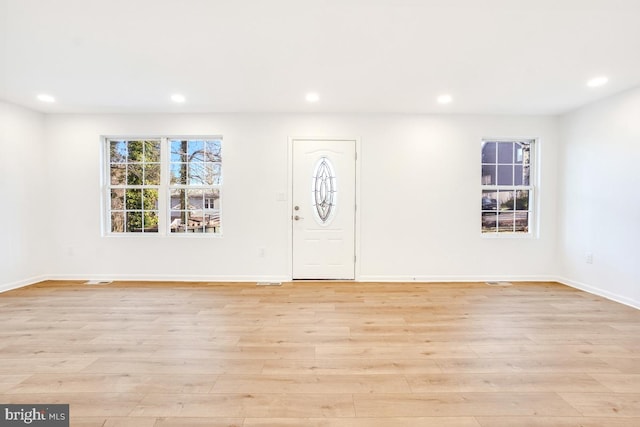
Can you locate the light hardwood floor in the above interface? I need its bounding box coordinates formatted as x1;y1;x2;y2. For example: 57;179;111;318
1;280;639;426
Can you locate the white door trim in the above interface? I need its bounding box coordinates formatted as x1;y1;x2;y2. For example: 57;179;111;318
287;136;361;281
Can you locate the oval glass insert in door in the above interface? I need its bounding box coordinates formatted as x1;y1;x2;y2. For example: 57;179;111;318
311;157;337;225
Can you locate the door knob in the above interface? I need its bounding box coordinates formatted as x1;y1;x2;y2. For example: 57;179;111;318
294;215;303;221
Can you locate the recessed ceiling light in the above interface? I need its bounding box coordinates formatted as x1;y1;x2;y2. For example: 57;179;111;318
587;76;608;88
305;93;319;103
37;94;55;103
171;94;186;103
437;94;453;104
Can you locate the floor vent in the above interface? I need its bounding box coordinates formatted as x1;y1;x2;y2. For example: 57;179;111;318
257;282;283;286
486;281;513;286
85;280;112;285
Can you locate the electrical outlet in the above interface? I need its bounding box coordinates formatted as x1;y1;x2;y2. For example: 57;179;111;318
258;247;265;258
585;252;593;264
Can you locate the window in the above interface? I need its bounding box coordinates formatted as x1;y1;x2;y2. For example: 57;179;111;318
169;139;222;234
481;139;534;234
105;137;222;235
108;140;161;233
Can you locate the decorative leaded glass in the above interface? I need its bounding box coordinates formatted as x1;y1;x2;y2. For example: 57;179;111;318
312;157;337;224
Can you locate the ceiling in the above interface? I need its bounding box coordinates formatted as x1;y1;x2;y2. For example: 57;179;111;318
1;0;640;115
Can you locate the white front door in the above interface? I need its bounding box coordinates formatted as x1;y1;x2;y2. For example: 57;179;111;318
292;139;356;280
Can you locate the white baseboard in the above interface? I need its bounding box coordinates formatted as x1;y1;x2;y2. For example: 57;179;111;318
46;274;291;283
0;275;48;294
556;276;640;310
357;274;557;283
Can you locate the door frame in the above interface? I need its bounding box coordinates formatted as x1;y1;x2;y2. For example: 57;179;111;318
287;136;361;281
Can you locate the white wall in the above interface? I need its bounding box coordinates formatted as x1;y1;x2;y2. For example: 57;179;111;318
0;101;48;291
43;113;559;282
558;87;640;308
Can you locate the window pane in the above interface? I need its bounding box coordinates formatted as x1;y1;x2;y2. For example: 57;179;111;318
497;212;515;232
514;165;523;185
498;190;515;211
188;163;208;185
170;211;186;232
188;163;222;185
110;141;127;163
208;163;222;185
514;211;529;232
127;164;143;185
205;140;222;162
514;190;529;210
111;212;124;232
523;165;530;186
144;141;160;162
187;189;204;209
126;211;143;232
189;140;205;162
482;212;497;233
516;141;531;164
186;210;204;233
497;165;513;185
481;141;496;163
127;141;144;162
110;189;125;210
481;164;496;185
170;189;186;210
482;190;497;211
171;140;188;162
497;142;514;164
126;189;142;210
204;188;220;209
143;211;159;232
170;163;188;184
144;163;161;185
110;164;126;185
143;189;159;210
515;144;523;163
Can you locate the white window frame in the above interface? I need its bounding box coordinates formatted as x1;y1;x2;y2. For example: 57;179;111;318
102;136;223;237
480;138;537;238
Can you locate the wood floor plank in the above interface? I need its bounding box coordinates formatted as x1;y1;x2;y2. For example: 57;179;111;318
6;373;218;394
130;393;355;418
80;357;264;375
590;374;640;392
243;417;481;426
153;418;243;427
476;417;640;426
559;392;640;416
316;343;477;359
435;357;622;374
211;374;410;393
262;359;443;375
0;375;30;392
470;343;635;359
72;417;158;427
354;392;581;417
599;358;640;374
0;357;99;374
406;373;609;392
